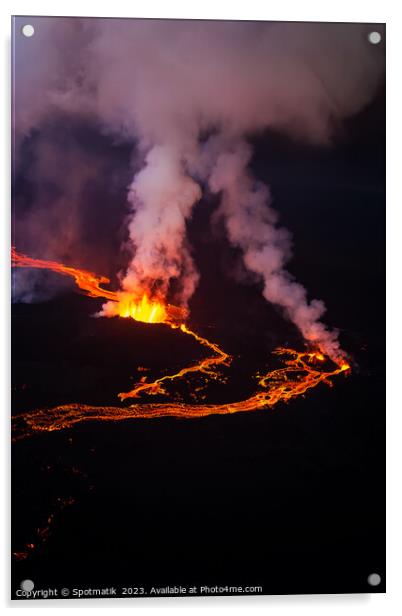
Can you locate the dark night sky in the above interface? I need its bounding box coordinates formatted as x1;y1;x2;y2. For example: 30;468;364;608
12;78;385;596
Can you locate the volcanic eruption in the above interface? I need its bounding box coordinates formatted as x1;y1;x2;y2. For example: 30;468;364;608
11;19;385;437
12;244;350;441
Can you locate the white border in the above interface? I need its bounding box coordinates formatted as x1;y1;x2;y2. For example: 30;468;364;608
1;1;401;614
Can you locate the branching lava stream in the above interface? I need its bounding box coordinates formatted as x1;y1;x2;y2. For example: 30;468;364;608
11;247;351;440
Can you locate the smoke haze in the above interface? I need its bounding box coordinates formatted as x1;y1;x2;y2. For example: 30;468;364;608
12;17;385;357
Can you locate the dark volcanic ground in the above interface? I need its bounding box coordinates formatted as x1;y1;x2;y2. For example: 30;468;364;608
11;280;384;596
11;91;385;597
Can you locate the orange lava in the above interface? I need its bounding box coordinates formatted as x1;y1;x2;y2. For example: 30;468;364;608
12;247;187;324
11;246;351;442
12;348;350;441
12;246;118;302
119;323;231;400
257;347;350;406
118;293;167;323
12;496;76;560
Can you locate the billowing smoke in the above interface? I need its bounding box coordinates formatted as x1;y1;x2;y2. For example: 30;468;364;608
124;144;201;303
13;18;385;357
205;138;341;357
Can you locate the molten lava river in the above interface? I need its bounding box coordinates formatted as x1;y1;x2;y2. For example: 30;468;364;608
12;247;350;442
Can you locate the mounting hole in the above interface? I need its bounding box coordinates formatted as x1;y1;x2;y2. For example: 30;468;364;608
368;31;381;45
22;24;35;38
20;579;34;592
367;573;381;587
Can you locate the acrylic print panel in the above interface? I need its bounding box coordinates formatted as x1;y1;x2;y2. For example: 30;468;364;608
11;16;385;600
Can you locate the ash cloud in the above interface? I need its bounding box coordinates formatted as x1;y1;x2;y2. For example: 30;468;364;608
13;17;385;357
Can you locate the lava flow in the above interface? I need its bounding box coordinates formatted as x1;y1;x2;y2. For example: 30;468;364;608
11;247;351;441
119;323;231;400
12;247;229;393
12;348;350;441
257;347;350;406
12;247;187;324
11;246;118;302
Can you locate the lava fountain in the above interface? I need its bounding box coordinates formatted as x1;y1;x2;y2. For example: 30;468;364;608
11;247;350;441
12;247;188;324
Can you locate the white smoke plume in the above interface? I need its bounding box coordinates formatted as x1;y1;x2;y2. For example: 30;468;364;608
205;139;342;357
13;18;385;357
124;144;201;303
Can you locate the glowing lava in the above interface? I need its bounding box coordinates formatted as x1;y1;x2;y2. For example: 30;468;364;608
257;348;350;406
98;292;189;324
12;246;117;301
12;348;350;441
104;292;168;323
11;246;351;442
119;323;231;400
12;247;229;396
12;247;187;324
123;295;166;323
